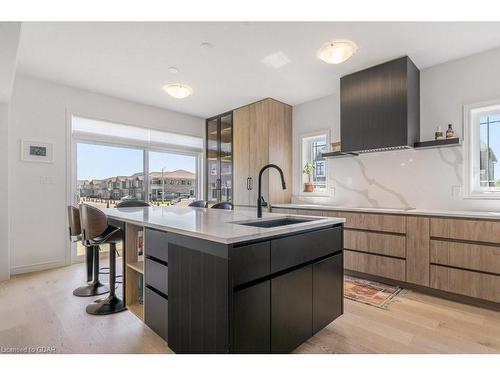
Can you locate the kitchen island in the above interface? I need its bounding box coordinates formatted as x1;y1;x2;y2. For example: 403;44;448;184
102;206;345;354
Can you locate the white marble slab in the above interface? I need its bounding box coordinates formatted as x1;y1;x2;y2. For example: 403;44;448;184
101;205;345;244
272;203;500;220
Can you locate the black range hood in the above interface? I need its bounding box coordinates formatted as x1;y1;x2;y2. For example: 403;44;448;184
340;56;420;153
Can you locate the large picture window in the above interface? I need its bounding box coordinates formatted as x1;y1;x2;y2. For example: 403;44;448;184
464;100;500;198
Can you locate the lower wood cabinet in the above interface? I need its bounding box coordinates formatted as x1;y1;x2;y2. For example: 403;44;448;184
233;281;271;353
313;253;343;334
344;250;405;281
271;265;313;354
145;286;168;341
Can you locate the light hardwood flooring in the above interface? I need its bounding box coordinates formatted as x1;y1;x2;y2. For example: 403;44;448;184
1;263;499;354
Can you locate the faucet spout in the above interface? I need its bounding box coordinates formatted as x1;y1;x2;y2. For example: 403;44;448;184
257;164;287;218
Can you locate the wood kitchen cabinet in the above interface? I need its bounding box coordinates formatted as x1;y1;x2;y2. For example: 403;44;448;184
233;98;292;207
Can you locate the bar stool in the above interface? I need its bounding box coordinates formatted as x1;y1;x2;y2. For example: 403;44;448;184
210;201;233;210
188;200;207;208
80;204;126;315
68;206;109;297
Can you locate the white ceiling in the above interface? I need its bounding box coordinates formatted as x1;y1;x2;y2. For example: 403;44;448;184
16;22;500;117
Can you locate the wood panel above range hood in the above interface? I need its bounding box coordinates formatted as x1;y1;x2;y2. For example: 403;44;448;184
340;56;420;153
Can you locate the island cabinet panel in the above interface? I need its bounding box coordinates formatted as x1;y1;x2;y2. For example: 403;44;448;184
233;281;271;353
144;228;169;263
406;216;430;286
168;242;229;354
271;265;313;354
313;253;343;334
270;226;342;273
344;229;406;258
344;250;405;281
340;212;406;234
430;218;500;243
430;240;500;275
145;287;168;341
430;265;500;303
230;241;270;287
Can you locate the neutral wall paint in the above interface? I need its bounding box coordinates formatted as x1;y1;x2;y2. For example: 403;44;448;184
292;47;500;211
0;104;9;280
8;74;204;274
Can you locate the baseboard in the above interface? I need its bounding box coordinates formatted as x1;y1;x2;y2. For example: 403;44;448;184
10;260;67;275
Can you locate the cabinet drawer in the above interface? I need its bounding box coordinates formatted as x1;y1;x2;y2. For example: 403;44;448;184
313;253;343;334
430;265;500;303
145;286;168;341
271;226;342;273
145;258;168;296
145;228;169;263
271;207;297;214
230;241;270;286
430;240;500;275
430;218;500;244
339;212;406;233
344;229;406;258
296;209;323;216
344;250;405;281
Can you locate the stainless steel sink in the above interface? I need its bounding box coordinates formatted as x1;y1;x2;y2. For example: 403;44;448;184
234;217;318;228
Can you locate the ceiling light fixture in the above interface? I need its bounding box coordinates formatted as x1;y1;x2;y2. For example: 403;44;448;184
317;40;358;64
162;84;193;99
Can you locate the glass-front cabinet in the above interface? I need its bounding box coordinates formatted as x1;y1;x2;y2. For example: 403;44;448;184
206;112;233;204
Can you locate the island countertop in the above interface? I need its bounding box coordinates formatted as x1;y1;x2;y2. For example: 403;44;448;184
101;205;345;244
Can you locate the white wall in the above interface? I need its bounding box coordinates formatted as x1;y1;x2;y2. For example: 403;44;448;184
0;104;9;280
292;47;500;211
8;74;204;274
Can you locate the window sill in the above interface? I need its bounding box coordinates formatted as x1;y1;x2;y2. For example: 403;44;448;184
297;191;330;198
463;193;500;200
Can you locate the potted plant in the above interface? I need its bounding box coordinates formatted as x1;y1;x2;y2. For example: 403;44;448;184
303;163;315;192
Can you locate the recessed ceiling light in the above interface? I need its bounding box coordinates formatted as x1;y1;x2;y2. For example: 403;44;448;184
167;66;179;74
317;40;358;64
162;84;193;99
199;42;213;50
261;51;291;69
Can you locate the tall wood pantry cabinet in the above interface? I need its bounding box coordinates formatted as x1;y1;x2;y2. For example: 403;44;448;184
232;98;292;207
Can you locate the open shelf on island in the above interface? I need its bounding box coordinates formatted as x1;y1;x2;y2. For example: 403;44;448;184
414;138;460;149
128;303;144;321
126;259;144;274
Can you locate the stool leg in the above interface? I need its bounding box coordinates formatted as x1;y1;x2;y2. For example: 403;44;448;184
86;245;93;283
73;245;109;297
86;242;126;315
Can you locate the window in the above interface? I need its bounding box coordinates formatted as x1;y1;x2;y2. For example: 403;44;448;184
301;132;328;193
464;101;500;198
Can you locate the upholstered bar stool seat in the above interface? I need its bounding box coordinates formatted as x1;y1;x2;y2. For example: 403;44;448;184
68;205;109;297
188;200;207;208
80;204;126;315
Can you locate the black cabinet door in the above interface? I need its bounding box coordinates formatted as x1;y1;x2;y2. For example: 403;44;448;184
312;253;343;334
145;286;168;341
271;266;313;353
232;281;271;353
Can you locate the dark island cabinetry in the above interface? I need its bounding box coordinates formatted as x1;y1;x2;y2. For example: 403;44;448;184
142;224;344;353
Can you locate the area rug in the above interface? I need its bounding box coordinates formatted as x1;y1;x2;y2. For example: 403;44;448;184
344;276;403;309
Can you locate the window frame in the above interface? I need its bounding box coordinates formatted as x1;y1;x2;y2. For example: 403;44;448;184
464;99;500;199
298;130;330;196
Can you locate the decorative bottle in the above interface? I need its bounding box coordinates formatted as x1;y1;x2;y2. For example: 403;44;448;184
446;124;454;139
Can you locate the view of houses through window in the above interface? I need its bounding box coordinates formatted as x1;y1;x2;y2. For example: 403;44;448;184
479;114;500;189
75;142;198;256
301;133;327;192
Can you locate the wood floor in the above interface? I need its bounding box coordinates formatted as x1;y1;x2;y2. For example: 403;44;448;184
1;263;499;354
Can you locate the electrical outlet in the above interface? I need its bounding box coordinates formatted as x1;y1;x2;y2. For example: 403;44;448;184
329;186;335;197
39;176;54;185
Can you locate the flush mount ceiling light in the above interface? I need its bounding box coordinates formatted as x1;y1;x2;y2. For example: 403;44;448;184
167;66;179;74
162;84;193;99
318;40;358;64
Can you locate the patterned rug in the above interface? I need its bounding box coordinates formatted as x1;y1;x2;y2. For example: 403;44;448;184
344;276;403;309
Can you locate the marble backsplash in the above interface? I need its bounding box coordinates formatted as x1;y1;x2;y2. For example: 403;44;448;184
293;145;500;212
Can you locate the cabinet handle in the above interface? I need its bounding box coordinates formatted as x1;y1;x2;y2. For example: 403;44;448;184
246;177;250;190
249;177;253;190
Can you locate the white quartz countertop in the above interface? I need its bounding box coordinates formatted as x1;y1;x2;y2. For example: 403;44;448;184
102;206;345;244
272;203;500;220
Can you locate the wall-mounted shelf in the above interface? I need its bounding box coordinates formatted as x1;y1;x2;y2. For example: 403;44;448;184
322;151;359;158
414;138;460;149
